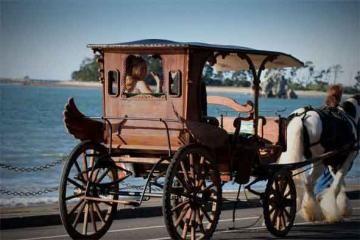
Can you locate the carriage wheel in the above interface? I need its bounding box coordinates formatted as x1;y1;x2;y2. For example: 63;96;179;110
59;141;118;239
163;145;222;240
263;171;296;237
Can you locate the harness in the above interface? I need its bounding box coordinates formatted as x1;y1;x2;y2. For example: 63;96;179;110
287;105;358;167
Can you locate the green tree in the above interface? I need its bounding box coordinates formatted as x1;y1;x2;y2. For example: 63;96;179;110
71;57;99;82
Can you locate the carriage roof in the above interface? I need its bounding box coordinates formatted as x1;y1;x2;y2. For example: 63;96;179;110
88;39;303;71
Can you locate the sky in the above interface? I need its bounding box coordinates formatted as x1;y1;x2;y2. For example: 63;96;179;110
0;0;359;86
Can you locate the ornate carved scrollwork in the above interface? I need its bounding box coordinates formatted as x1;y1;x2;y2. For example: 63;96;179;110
93;48;105;83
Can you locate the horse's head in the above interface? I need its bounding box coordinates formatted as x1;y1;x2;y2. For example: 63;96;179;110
340;94;360;123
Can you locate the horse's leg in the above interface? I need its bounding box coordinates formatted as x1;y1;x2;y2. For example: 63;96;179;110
336;180;352;218
301;163;324;222
319;152;356;223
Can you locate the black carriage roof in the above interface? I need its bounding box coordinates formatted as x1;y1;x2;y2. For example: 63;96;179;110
88;39;304;70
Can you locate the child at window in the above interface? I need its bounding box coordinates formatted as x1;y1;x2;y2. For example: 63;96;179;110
125;56;162;94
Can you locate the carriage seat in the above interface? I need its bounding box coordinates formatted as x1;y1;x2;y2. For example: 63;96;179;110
222;116;286;164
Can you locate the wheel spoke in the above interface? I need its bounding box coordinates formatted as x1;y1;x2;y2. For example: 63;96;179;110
93;202;105;224
67;178;85;190
269;205;276;214
196;208;206;234
174;205;190;227
181;209;191;239
199;206;212;223
96;168;110;183
175;173;192;191
89;203;97;232
275;179;281;195
74;161;86;183
88;151;97;182
280;211;287;228
65;193;84;201
283;207;291;220
82;153;89;181
271;208;278;227
68;198;84;216
284;189;292;198
191;224;196;240
82;203;89;235
281;182;289;196
72;200;86;228
189;153;195;185
180;161;192;187
171;200;190;212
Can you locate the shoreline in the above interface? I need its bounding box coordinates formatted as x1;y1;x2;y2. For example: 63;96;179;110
0;78;333;97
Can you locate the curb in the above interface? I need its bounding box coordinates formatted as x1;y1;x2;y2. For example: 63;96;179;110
1;190;359;230
0;199;260;230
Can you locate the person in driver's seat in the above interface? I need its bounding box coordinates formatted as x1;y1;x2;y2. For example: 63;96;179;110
325;84;343;108
125;56;162;94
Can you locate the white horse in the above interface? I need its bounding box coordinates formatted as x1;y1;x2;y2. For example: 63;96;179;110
278;95;359;223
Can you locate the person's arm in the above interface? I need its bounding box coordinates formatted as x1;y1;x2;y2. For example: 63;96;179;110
151;72;162;93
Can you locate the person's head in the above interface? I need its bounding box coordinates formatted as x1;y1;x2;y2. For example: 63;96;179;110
325;84;343;107
125;56;147;91
131;57;147;80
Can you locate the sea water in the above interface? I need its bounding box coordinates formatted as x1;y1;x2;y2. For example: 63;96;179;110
0;84;358;206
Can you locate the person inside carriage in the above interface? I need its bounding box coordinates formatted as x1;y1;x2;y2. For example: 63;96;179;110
124;55;163;94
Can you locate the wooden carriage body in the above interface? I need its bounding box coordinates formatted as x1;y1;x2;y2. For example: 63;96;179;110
64;39;303;179
61;40;306;240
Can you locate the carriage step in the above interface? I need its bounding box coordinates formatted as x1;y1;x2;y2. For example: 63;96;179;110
123;201;141;207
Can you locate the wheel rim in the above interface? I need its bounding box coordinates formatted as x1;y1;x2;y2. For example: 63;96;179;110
60;143;118;238
164;147;221;240
264;172;296;236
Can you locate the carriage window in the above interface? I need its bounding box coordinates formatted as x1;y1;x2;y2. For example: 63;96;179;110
108;70;120;96
124;55;164;97
169;70;181;97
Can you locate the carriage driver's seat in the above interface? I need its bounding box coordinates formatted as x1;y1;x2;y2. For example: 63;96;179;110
257;116;287;164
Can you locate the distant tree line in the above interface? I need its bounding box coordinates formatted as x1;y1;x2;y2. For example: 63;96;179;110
71;57;99;82
72;57;360;93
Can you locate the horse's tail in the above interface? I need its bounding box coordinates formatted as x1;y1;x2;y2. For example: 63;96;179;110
279;116;305;165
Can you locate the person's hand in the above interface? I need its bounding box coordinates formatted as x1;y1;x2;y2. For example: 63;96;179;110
151;71;163;93
151;71;161;84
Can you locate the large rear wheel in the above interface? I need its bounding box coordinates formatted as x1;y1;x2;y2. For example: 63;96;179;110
59;141;118;239
163;145;222;240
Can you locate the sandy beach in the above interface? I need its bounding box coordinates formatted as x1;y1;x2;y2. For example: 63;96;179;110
0;78;333;97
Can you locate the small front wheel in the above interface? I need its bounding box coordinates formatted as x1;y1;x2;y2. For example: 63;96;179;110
263;171;296;237
163;145;222;240
59;141;118;239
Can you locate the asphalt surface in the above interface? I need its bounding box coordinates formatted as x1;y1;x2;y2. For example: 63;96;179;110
1;200;360;240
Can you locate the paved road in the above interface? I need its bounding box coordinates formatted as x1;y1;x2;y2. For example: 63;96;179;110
2;200;360;240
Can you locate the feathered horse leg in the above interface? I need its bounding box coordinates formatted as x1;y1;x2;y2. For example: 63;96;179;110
301;163;324;222
319;152;356;223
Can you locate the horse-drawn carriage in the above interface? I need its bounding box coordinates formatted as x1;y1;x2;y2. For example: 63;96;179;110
60;39;307;239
